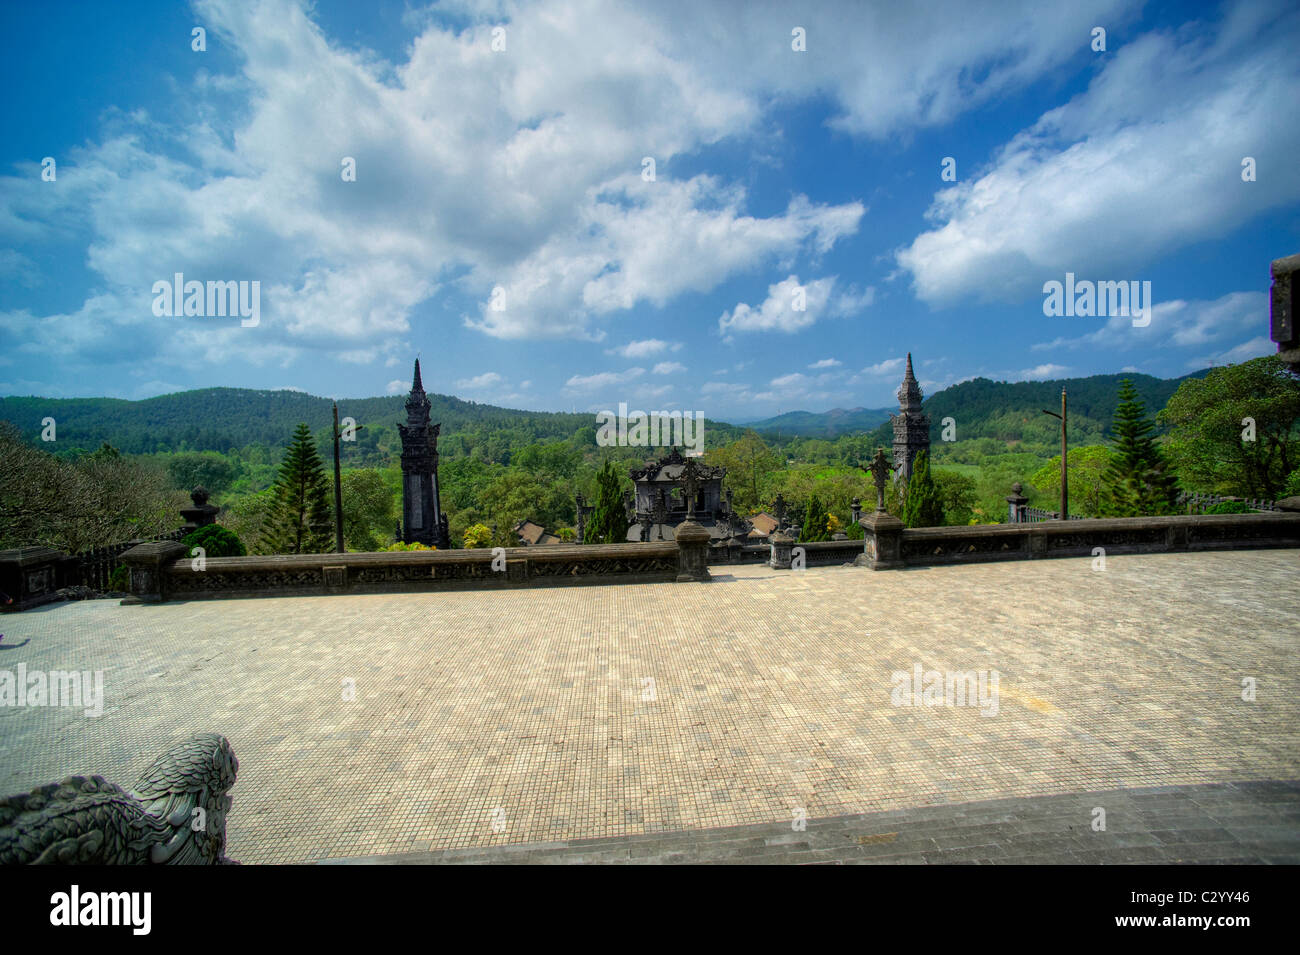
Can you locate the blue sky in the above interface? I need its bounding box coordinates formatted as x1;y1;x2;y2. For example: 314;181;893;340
2;0;1298;420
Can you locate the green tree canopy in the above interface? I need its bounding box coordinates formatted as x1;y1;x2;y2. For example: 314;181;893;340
261;423;333;554
1029;445;1115;518
1157;355;1300;499
901;451;944;528
1101;379;1180;516
340;468;396;552
585;459;627;544
799;495;830;542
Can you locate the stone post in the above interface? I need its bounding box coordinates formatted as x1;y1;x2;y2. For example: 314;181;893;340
858;511;905;570
850;497;862;527
1271;253;1299;373
0;547;67;612
119;540;188;604
179;486;219;533
1006;482;1029;524
768;528;795;569
674;520;712;582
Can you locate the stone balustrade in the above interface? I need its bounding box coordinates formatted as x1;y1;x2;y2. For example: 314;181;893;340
120;539;690;603
857;510;1300;570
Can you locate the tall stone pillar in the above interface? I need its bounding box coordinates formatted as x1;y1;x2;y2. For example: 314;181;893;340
891;353;930;484
397;359;449;549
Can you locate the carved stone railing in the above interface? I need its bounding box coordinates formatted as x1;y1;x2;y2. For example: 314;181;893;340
0;733;238;864
119;540;691;603
797;539;867;566
857;511;1300;570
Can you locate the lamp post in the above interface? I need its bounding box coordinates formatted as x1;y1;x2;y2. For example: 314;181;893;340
1041;388;1067;520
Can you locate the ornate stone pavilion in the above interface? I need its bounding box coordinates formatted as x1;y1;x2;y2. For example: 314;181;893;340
623;448;750;543
891;353;931;484
396;359;450;549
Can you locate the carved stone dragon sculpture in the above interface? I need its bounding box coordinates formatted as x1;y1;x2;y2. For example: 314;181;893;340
0;733;238;864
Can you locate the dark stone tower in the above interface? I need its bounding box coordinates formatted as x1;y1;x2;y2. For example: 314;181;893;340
398;359;449;549
891;353;930;483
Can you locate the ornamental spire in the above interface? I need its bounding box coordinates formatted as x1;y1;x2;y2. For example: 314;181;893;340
405;358;431;425
897;352;923;411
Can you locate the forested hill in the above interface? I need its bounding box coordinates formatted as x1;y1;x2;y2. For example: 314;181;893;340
859;370;1210;449
0;368;1209;463
742;406;894;438
0;387;749;465
0;388;598;459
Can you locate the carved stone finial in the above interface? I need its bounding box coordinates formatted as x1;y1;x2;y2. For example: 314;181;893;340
861;448;895;512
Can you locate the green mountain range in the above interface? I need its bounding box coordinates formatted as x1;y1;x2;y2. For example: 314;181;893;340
0;368;1209;463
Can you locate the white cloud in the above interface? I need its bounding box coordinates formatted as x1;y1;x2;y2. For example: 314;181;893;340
563;367;646;392
456;371;504;389
386;379;406;395
897;3;1300;306
808;358;841;369
1031;291;1266;360
861;357;905;377
653;361;686;375
1018;363;1069;380
606;339;682;358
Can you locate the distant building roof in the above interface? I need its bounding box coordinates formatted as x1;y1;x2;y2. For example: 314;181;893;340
513;520;547;546
748;512;778;537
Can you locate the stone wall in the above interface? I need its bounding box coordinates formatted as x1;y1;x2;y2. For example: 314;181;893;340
121;540;688;603
858;511;1300;570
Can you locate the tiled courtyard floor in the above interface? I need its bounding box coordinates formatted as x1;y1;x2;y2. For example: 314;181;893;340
1;550;1297;864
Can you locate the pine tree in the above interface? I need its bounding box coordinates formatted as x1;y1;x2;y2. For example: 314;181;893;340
901;451;944;528
1101;379;1180;516
799;495;830;542
261;423;333;554
585;459;627;544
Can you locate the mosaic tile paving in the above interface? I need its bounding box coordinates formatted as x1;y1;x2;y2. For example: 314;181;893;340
1;549;1297;863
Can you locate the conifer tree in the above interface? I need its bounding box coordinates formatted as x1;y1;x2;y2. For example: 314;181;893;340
799;495;830;542
585;459;627;544
261;423;333;554
901;451;944;527
1101;379;1180;516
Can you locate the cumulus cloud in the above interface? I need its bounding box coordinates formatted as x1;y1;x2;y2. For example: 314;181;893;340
455;371;504;389
3;0;1116;392
1031;290;1266;357
897;2;1300;306
1018;363;1069;380
653;361;685;375
606;339;682;359
563;367;646;392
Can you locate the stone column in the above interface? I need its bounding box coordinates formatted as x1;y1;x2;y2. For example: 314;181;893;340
858;511;905;570
1271;253;1299;373
850;497;862;527
0;547;66;611
119;541;188;604
768;528;795;569
674;520;712;582
1006;482;1029;524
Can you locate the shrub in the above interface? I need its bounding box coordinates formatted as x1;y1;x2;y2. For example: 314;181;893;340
181;524;246;558
462;523;493;549
107;564;129;592
1204;500;1254;514
381;541;434;551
